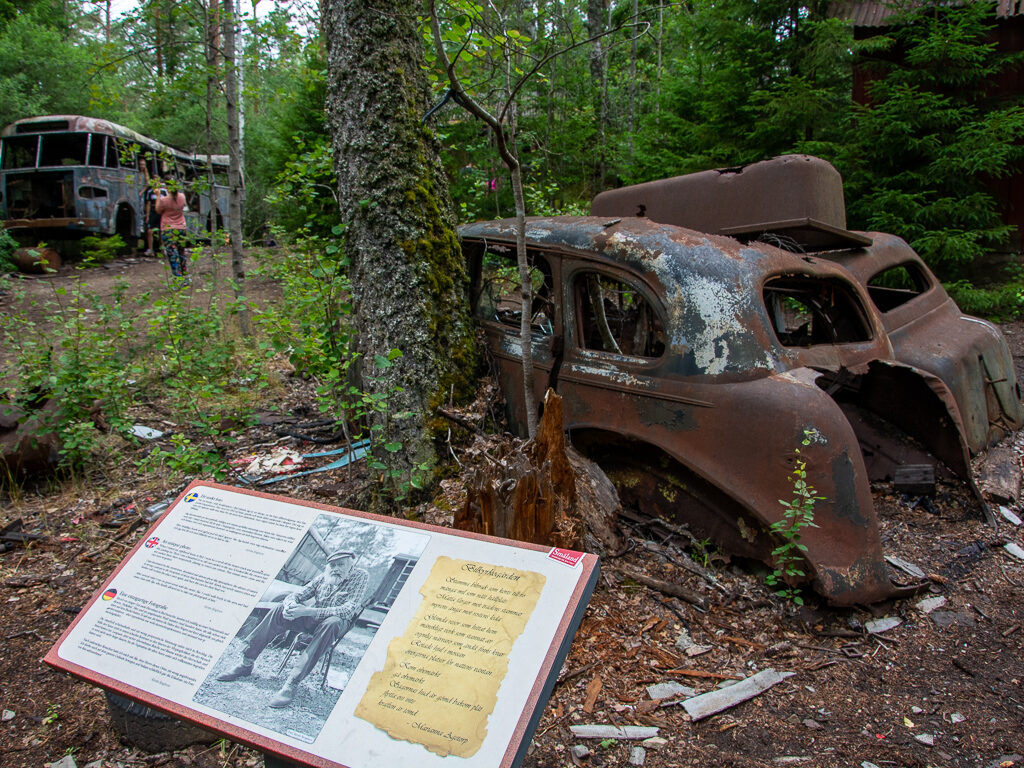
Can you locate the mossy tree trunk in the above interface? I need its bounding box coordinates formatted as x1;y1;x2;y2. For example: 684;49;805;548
324;0;476;485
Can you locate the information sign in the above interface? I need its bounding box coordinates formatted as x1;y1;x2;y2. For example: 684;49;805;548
45;481;599;768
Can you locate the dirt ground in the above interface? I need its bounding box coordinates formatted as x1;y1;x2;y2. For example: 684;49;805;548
1;252;1023;768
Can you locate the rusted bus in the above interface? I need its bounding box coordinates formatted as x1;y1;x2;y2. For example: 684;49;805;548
460;214;1012;604
0;115;231;253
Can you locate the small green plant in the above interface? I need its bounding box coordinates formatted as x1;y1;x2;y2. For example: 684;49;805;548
690;537;716;568
79;234;125;265
42;703;60;725
766;430;822;605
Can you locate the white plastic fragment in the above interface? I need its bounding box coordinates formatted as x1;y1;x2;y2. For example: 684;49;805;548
999;506;1022;526
861;762;882;768
885;555;926;579
865;616;902;634
628;746;646;766
569;725;660;740
950;712;965;724
571;745;591;760
44;756;78;768
1;709;14;721
647;682;697;700
1004;542;1024;561
642;737;668;749
130;425;163;440
915;733;935;746
682;669;795;721
916;596;946;614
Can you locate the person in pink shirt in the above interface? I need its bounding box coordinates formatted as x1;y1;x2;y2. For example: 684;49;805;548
154;181;189;278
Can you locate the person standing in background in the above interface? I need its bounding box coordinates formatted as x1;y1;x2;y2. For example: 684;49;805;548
155;181;189;280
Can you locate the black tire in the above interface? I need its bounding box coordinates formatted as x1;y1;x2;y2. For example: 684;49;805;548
104;690;213;752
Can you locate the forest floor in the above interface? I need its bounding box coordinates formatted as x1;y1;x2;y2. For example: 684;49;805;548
1;251;1023;768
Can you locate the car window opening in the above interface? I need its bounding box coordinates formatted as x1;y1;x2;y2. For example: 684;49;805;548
476;249;556;334
764;276;872;347
575;271;665;358
865;262;930;312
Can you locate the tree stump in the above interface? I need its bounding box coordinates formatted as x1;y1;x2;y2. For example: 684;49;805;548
455;389;623;553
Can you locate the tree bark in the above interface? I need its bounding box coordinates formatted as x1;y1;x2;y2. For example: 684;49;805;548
325;0;476;483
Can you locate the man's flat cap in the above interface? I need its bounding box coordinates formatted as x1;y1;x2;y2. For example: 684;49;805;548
327;549;356;564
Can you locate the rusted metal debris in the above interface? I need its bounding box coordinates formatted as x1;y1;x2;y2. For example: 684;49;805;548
460;155;1024;605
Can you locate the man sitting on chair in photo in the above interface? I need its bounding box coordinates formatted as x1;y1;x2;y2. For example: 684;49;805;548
218;549;369;708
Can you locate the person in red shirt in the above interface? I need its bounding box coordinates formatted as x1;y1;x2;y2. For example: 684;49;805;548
154;181;189;278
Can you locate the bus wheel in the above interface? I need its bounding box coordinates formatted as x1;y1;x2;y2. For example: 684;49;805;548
114;205;136;254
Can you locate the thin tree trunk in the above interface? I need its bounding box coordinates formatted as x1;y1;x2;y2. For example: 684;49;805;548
586;0;608;190
628;0;637;158
155;0;164;78
222;0;249;336
204;0;220;286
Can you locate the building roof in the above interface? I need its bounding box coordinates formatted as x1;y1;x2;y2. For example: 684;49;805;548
830;0;1024;27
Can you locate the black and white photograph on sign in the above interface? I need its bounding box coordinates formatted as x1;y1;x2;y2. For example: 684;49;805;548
193;515;429;743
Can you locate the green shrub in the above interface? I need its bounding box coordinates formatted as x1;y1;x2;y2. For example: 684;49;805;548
79;234;125;265
0;228;17;273
945;279;1024;320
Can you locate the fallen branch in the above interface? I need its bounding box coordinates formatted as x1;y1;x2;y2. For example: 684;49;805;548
5;629;46;641
436;407;486;437
2;573;49;588
610;564;708;610
80;519;146;560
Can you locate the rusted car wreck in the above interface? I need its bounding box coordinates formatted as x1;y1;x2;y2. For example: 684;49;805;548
461;155;1024;605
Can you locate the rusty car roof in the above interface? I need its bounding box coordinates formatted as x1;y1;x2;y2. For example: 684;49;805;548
461;216;889;378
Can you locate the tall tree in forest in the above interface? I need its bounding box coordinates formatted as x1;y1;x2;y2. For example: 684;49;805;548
323;0;475;492
836;2;1024;276
222;0;248;332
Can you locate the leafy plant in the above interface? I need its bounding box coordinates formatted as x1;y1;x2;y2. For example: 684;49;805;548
766;430;822;605
690;537;716;568
0;228;17;273
0;271;139;469
42;703;59;725
79;234;125;265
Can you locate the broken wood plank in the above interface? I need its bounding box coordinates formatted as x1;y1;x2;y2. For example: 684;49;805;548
681;669;795;721
894;464;935;496
569;725;659;740
885;555;926;579
978;446;1022;505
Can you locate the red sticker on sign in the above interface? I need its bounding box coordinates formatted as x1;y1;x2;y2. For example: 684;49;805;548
548;548;584;567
